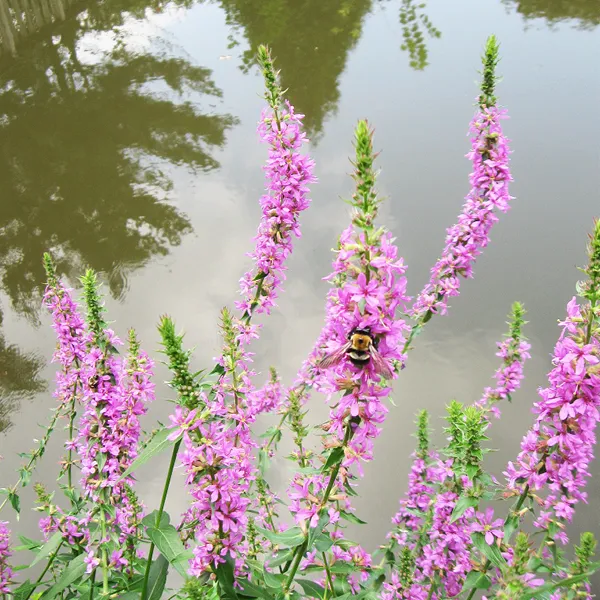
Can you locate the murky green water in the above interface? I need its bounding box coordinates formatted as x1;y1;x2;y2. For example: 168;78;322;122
1;0;599;589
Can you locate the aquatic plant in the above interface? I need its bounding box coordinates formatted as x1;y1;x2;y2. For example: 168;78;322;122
1;39;599;600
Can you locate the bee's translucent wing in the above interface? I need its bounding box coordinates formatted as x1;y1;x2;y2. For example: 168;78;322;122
318;342;351;369
369;346;394;379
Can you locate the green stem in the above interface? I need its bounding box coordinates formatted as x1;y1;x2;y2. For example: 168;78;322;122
426;580;435;600
23;540;64;600
283;540;308;593
66;380;78;499
140;438;182;600
100;513;109;595
88;569;96;600
322;424;353;505
322;552;335;599
282;424;353;592
265;408;292;452
0;405;64;514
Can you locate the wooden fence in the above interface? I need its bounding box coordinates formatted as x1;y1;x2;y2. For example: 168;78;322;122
0;0;76;56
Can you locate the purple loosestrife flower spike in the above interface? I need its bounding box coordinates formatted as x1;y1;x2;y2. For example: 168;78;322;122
287;120;410;541
177;308;255;576
178;49;316;577
505;220;600;546
413;402;485;597
42;253;88;408
412;35;513;322
475;302;530;418
0;521;13;594
237;45;316;321
389;411;436;547
75;271;154;575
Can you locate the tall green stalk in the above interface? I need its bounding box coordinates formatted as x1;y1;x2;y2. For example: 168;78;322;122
140;439;182;600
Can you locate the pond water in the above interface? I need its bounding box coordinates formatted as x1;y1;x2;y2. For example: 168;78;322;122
1;0;599;592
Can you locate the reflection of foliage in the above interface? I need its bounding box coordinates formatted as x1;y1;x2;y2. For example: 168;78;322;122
399;0;440;70
0;8;236;320
502;0;600;28
214;0;372;139
0;310;46;433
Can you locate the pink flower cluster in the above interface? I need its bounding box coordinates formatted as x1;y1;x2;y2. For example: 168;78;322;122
288;223;410;527
175;98;316;576
176;415;254;575
387;317;530;598
412;105;513;318
389;451;445;547
381;571;428;600
0;521;12;594
174;328;280;574
177;320;285;574
475;333;531;418
505;297;600;541
43;282;87;407
237;102;316;317
40;512;88;546
300;540;373;594
43;277;154;569
77;334;154;509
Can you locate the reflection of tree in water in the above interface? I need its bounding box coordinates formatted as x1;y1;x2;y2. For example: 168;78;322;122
0;0;237;320
502;0;600;28
215;0;442;137
398;0;440;70
0;0;237;428
0;309;46;433
214;0;372;139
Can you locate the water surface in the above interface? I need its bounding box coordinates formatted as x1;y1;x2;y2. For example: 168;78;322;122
1;0;599;590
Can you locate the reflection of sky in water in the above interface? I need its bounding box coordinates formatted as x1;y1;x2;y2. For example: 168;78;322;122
1;0;600;588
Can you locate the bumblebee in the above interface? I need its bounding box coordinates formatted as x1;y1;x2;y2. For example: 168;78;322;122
318;327;394;379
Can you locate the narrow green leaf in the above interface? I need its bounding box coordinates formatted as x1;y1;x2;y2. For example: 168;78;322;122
322;447;344;471
519;565;600;600
339;510;366;525
258;449;269;477
210;364;226;377
268;549;293;568
471;532;506;569
44;553;86;600
329;562;355;575
256;526;305;548
307;514;329;549
13;580;36;600
146;523;189;578
147;554;169;600
119;427;177;481
335;539;359;551
216;558;240;600
503;514;519;541
314;533;334;553
30;532;62;568
16;536;43;552
259;427;281;440
238;578;273;600
262;568;285;589
462;570;491;591
142;510;170;529
9;491;21;515
450;495;478;523
297;579;326;599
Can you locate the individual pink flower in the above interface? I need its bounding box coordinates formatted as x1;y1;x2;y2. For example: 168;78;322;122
472;507;504;545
